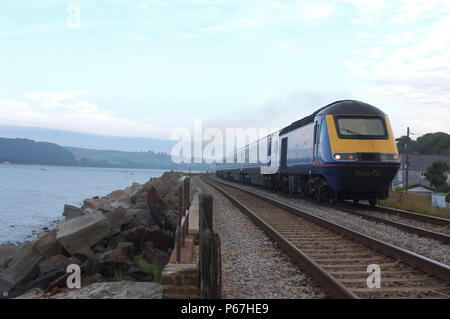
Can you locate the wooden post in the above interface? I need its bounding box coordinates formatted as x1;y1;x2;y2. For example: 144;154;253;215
184;177;190;237
199;194;213;234
200;229;222;299
176;185;183;263
199;194;221;299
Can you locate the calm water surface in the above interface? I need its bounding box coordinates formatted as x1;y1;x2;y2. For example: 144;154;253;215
0;165;167;244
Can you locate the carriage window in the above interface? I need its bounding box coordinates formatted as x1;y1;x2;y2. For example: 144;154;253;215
336;117;387;139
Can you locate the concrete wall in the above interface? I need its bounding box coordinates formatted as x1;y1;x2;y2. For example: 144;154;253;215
161;263;200;299
161;190;201;299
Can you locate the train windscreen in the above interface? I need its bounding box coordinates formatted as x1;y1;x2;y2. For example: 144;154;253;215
335;116;387;139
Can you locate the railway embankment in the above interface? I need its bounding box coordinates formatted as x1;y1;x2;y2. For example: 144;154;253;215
0;172;186;299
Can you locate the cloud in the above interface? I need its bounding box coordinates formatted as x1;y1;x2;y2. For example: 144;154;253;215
342;13;450;135
116;32;149;42
204;88;351;131
0;92;169;138
298;3;335;20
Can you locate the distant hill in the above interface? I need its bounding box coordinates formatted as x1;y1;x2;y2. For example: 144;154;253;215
396;132;450;155
67;146;213;171
0;125;176;153
0;137;213;170
0;138;79;166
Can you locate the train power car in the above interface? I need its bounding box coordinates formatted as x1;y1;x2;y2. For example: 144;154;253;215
216;100;401;207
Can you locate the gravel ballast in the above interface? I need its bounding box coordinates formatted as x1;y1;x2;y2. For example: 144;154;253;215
209;175;450;266
193;176;327;299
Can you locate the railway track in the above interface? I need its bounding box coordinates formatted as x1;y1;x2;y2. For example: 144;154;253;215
216;176;450;244
346;201;450;226
336;203;450;244
201;175;450;299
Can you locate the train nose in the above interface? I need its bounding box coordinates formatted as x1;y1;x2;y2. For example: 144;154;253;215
322;164;400;192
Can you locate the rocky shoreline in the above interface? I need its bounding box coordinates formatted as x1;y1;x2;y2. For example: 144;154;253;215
0;171;185;299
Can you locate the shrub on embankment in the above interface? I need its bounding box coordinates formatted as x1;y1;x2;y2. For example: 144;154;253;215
380;191;450;219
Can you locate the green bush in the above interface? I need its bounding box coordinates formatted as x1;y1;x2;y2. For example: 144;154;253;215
136;256;163;283
446;193;450;203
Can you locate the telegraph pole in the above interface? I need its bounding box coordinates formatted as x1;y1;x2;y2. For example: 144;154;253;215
405;127;410;195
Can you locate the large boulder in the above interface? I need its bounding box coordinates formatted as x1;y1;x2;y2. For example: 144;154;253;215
99;242;134;278
38;255;81;275
107;190;131;205
125;209;151;229
147;172;183;198
130;188;149;205
33;230;62;259
56;211;111;255
123;226;173;253
110;201;130;210
142;242;171;267
0;251;43;294
11;270;64;298
125;183;142;197
72;247;94;263
147;187;176;232
82;198;101;211
63;205;85;220
0;244;19;271
104;206;128;230
8;241;35;266
97;199;116;213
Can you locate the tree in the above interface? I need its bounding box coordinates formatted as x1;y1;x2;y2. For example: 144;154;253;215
396;132;450;155
425;161;449;192
395;135;414;153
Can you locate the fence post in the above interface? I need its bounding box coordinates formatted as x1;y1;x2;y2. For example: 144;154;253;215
199;194;213;233
199;194;222;299
176;184;183;263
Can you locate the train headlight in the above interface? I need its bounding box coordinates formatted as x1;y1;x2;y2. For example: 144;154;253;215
333;153;358;161
380;153;399;161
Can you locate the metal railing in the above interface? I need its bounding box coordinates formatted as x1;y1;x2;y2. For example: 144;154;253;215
175;175;191;263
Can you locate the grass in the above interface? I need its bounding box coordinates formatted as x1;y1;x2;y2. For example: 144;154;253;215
189;184;198;203
135;256;163;283
380;191;450;219
161;228;174;238
112;270;124;282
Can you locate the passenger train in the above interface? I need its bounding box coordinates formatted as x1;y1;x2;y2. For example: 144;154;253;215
216;100;401;207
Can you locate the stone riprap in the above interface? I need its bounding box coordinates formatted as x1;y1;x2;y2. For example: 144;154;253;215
0;171;184;299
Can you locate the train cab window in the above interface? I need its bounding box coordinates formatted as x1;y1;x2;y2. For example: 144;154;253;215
267;136;272;156
319;119;328;145
335;116;388;139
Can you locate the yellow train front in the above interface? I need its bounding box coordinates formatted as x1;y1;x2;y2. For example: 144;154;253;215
317;101;400;204
216;100;400;207
291;100;400;206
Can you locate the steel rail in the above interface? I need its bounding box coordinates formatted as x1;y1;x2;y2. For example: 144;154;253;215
201;176;358;299
203;175;450;285
334;205;450;244
345;201;450;226
219;176;450;244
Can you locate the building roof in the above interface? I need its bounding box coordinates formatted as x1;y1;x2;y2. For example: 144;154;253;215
400;154;450;171
407;186;433;193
